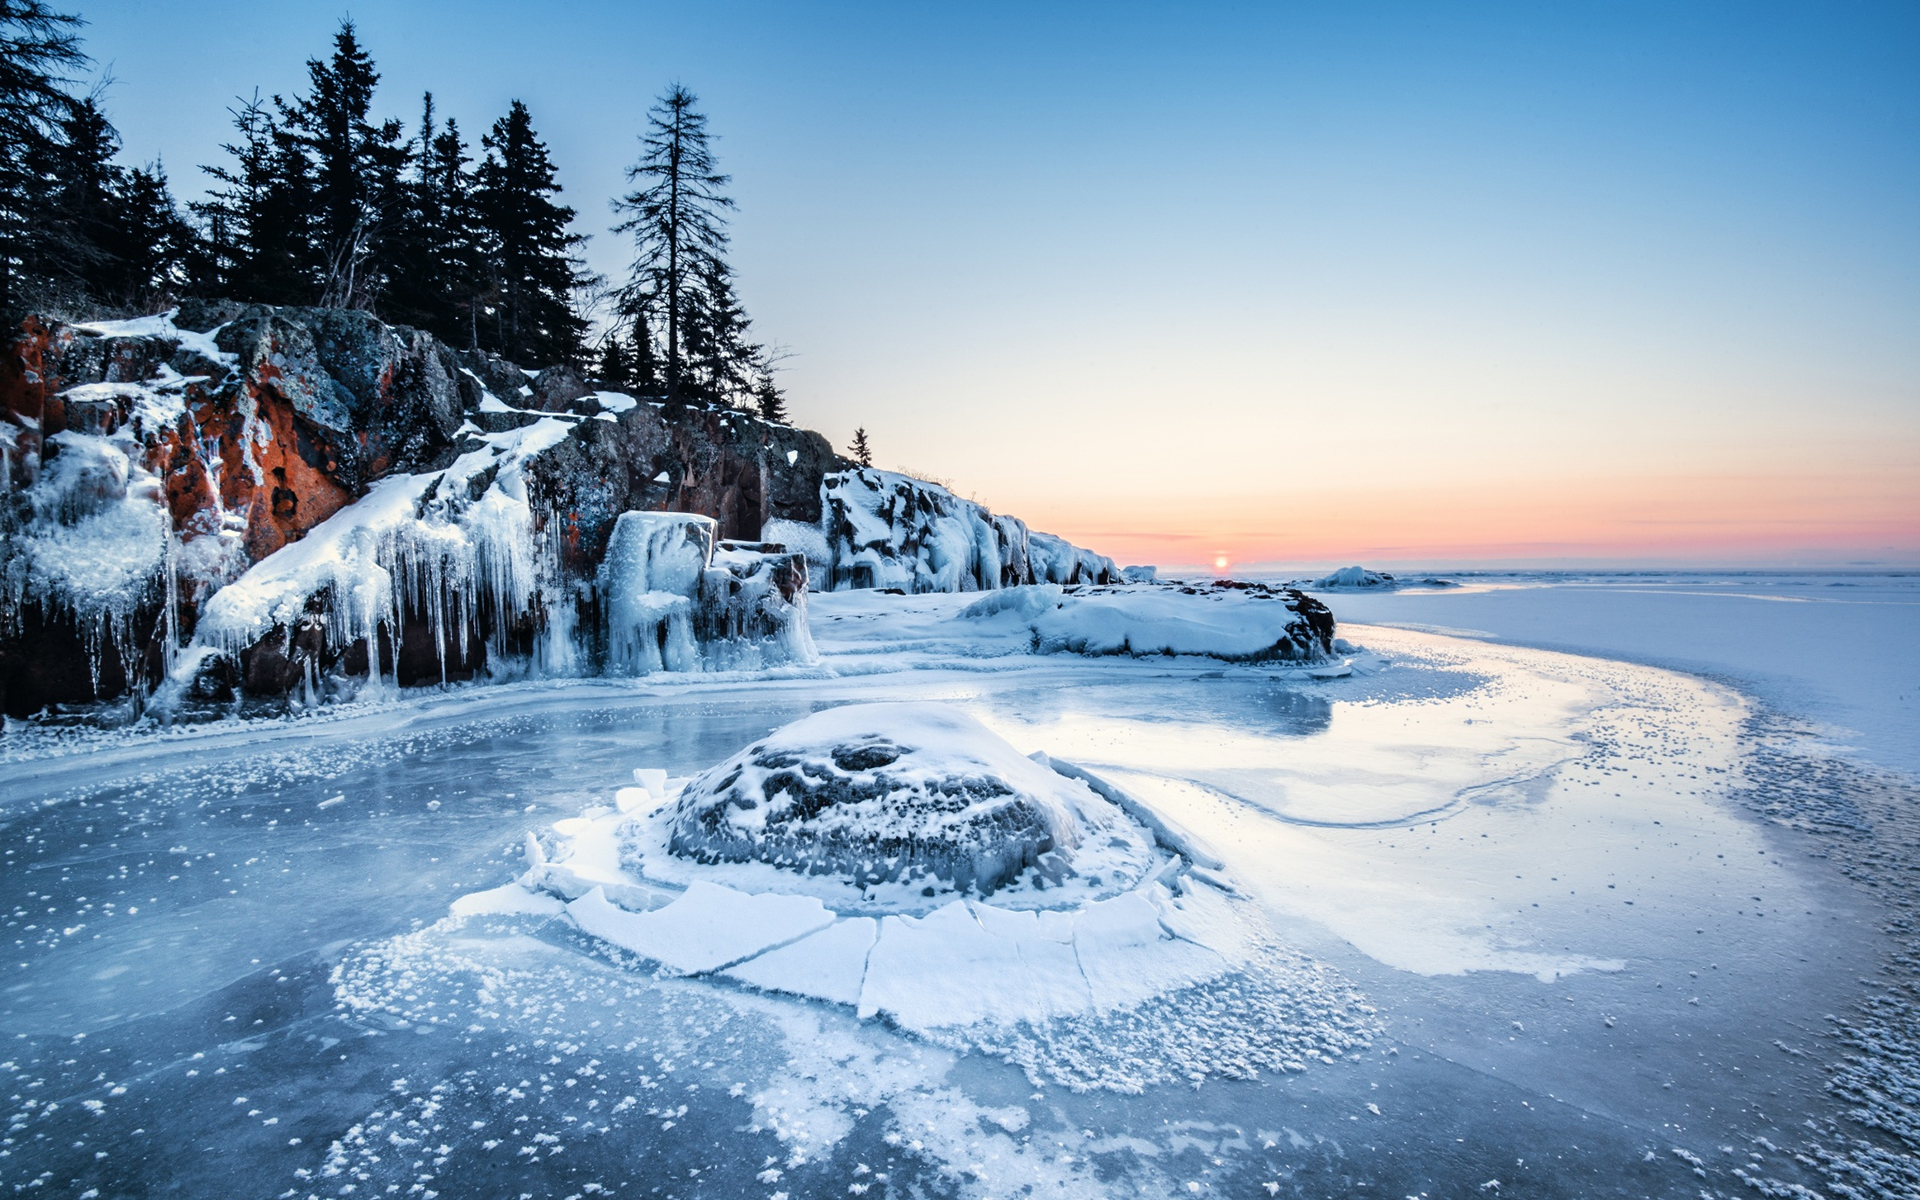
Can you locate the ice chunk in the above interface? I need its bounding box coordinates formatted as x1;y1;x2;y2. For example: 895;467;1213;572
723;915;878;1005
959;583;1062;621
450;884;566;918
565;881;835;975
1072;890;1227;1011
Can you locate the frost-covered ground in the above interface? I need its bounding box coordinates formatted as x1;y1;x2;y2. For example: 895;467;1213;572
1;572;1915;1198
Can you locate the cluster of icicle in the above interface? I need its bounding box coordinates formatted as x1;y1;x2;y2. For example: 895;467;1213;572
153;416;814;707
599;512;815;675
2;382;187;702
159;415;577;702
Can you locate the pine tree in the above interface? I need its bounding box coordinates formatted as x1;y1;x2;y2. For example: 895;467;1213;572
474;99;589;364
101;164;191;303
28;94;190;308
612;84;736;407
752;363;787;424
193;91;311;303
0;0;87;314
680;255;757;406
596;333;632;389
32;93;121;301
385;94;485;342
851;427;872;468
278;20;407;308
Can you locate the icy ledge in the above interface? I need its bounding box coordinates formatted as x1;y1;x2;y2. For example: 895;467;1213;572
457;702;1263;1032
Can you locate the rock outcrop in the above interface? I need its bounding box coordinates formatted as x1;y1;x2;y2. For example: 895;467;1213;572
1;304;1114;717
804;468;1115;594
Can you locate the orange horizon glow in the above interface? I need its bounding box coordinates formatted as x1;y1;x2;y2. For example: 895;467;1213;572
995;467;1920;571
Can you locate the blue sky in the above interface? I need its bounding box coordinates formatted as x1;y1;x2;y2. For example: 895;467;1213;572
73;1;1920;566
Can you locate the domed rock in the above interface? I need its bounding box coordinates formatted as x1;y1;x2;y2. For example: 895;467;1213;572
666;701;1108;895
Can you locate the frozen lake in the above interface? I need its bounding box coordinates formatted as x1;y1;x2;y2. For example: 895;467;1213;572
1;573;1914;1198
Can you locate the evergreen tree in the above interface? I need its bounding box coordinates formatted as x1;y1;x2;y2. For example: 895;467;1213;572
680;254;757;406
612;84;737;406
752;359;787;424
28;93;191;307
278;20;407;308
31;93;120;300
596;332;632;389
0;0;86;314
100;164;191;303
851;427;872;468
385;94;485;342
193;91;311;303
474;99;589;364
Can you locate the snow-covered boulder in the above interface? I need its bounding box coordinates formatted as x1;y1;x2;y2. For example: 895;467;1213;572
490;702;1294;1036
1032;582;1336;663
1312;565;1396;590
1121;564;1157;583
1027;530;1117;585
818;468;1113;593
666;702;1111;895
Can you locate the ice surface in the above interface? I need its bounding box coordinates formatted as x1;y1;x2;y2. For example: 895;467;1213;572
5;578;1902;1198
1308;571;1920;779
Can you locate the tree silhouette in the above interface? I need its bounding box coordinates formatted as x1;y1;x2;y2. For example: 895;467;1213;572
612;84;733;407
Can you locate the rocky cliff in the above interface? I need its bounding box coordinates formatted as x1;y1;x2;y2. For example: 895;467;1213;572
0;304;1113;719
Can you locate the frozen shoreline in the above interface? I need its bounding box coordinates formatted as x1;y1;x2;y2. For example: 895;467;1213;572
0;575;1913;1197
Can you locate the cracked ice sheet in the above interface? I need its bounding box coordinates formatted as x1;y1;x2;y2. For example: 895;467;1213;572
975;628;1790;983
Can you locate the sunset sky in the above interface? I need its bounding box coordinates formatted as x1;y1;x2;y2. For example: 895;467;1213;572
78;0;1920;570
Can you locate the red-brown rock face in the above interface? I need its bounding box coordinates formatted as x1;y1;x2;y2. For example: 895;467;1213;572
0;302;845;717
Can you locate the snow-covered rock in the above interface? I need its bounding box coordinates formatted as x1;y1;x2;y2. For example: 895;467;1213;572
1121;564;1157;583
488;701;1267;1033
1032;582;1336;663
666;702;1114;895
1027;530;1117;586
2;302;839;714
1309;565;1458;592
1312;565;1395;589
819;468;1112;593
